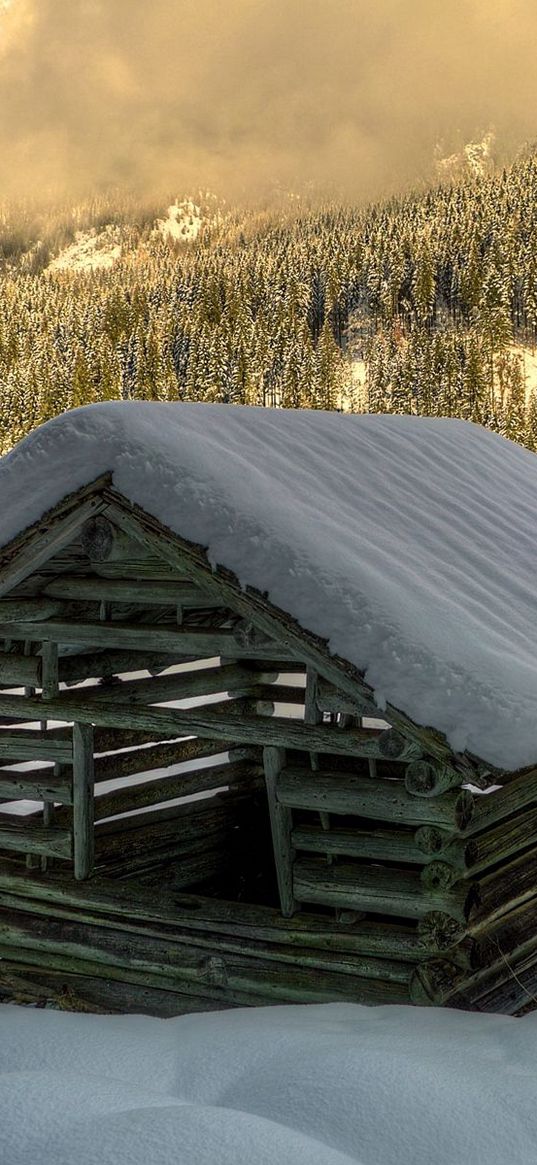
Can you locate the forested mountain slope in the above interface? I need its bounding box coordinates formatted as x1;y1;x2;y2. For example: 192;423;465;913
1;152;537;451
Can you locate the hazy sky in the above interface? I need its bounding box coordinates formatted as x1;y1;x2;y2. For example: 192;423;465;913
0;0;535;202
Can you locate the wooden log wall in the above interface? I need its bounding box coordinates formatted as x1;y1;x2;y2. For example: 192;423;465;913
0;513;536;1014
0;524;310;897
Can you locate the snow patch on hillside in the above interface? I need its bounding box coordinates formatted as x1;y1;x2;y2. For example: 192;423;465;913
48;228;121;273
157;200;202;243
436;132;495;180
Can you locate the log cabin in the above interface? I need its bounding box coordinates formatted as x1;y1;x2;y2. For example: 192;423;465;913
0;401;536;1015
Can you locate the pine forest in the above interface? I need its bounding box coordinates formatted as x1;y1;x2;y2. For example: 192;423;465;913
2;149;537;453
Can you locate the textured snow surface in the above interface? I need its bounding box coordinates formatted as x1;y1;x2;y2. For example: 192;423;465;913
48;229;121;272
2;401;537;769
2;1002;537;1165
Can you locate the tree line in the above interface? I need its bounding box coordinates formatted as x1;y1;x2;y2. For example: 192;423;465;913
1;151;537;452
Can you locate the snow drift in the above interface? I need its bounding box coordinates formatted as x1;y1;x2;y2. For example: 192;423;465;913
1;402;536;770
2;1001;537;1165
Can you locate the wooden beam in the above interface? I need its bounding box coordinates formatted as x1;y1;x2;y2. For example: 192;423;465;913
405;760;463;798
72;723;95;881
58;649;195;685
417;911;468;954
0;767;72;804
293;858;473;922
264;746;295;917
409;959;465;1006
316;678;378;717
40;642;59;700
0;493;107;599
462;768;537;836
0;825;72;860
43;577;227;608
0;619;297;660
0;912;412;1006
0;599;63;623
0;653;41;687
93;738;227;784
0;690;421;758
292;823;434;865
278;766;470;828
94;759;260;822
0;864;422;960
86;664;279;707
0;731;73;762
80;516;150;563
465;803;537;874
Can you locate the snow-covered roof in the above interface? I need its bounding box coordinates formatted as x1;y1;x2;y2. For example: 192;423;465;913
1;402;536;771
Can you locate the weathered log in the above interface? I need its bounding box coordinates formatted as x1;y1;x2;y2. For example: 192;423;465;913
0;863;422;959
0;766;72;805
409;958;466;1005
80;516;152;563
405;760;463;798
43;576;226;608
316;678;376;717
469;845;537;928
94;738;227;783
87;664;280;707
0;491;108;600
52;742;235;828
94;759;261;822
278;766;471;828
0;690;420;759
58;649;193;685
40;641;59;700
0;652;41;687
463;768;537;836
96;782;251;834
102;845;230;886
0;891;414;984
0;909;412;1006
96;831;232;881
417;910;468;954
72;722;94;881
414;824;476;872
466;803;537;874
0;963;226;1016
0;730;73;763
446;938;537;1014
0;599;62;623
420;861;460;892
471;895;537;970
377;731;422;762
263;746;295;917
0;825;72;860
293;858;474;922
414;825;447;853
232;682;305;707
292;823;428;865
0;619;296;661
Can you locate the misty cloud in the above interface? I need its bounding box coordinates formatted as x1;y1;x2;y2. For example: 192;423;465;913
0;0;535;202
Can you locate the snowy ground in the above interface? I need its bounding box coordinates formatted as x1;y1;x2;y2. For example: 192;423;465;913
2;1002;537;1164
48;228;122;273
156;199;202;243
